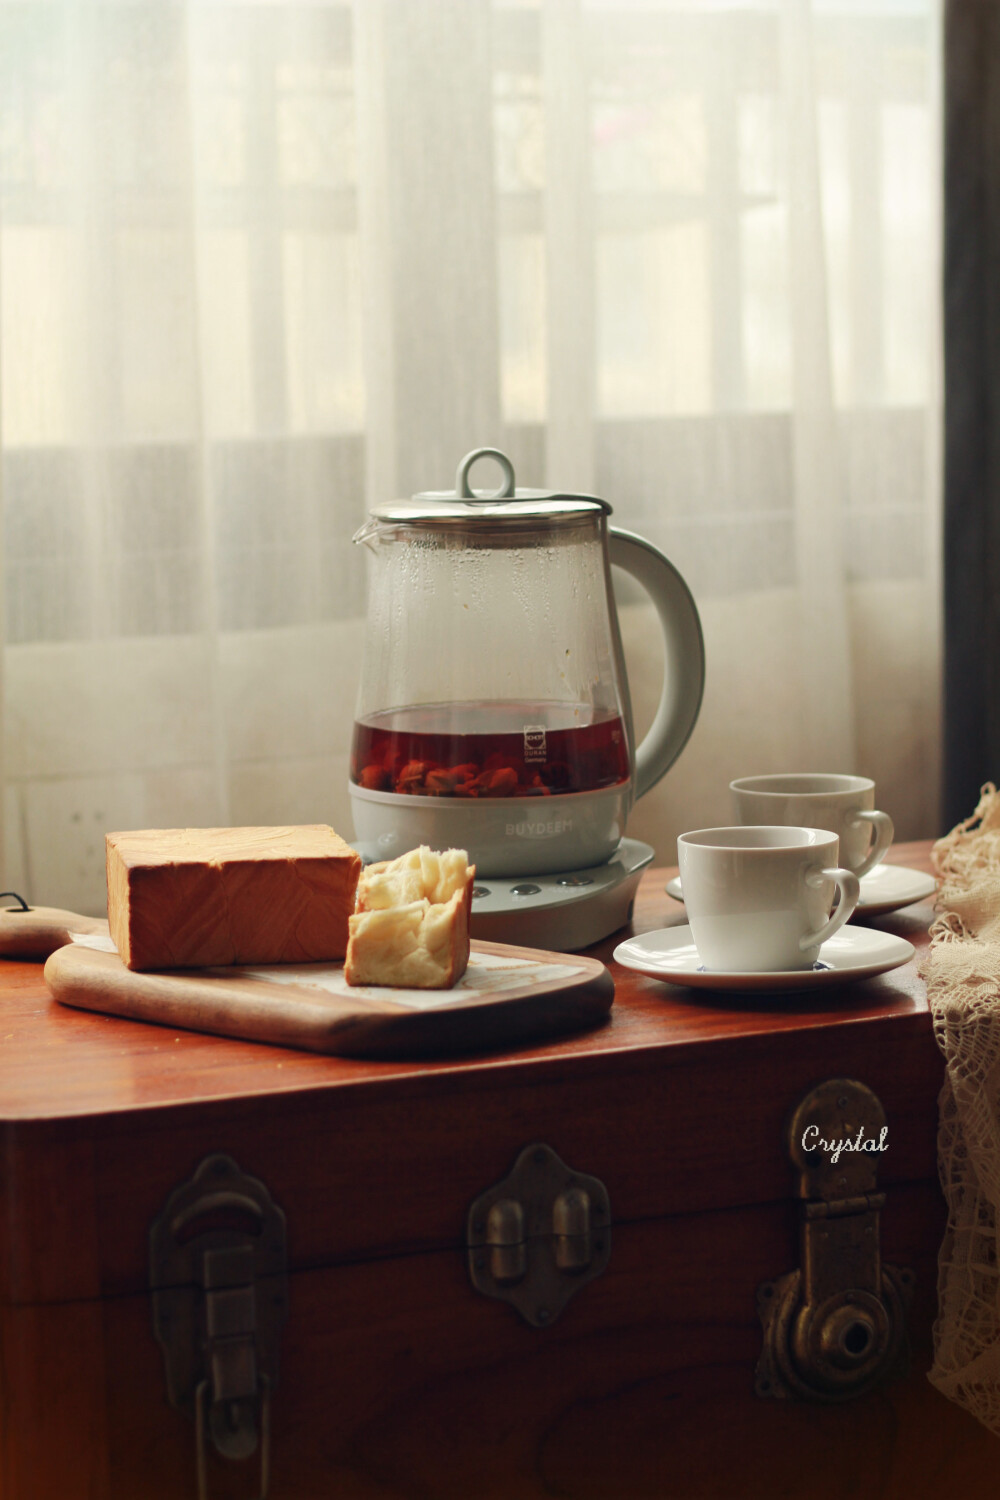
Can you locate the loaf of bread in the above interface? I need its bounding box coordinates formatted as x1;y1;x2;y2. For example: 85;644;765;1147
106;826;361;971
345;846;474;988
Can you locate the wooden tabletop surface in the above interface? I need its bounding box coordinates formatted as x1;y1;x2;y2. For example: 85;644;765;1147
0;842;938;1124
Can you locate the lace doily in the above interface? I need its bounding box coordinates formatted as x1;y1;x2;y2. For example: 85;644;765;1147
923;784;1000;1432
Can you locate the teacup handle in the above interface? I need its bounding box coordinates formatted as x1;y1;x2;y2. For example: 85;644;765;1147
801;867;861;952
848;810;894;879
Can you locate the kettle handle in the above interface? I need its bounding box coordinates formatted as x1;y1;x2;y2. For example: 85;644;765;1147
608;529;706;801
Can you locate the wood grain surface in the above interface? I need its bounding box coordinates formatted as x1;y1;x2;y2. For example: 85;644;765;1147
0;843;936;1123
1;843;943;1302
5;840;993;1500
7;1180;971;1500
0;902;110;961
44;940;614;1059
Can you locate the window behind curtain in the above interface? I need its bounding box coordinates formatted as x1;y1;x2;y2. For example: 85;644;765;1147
0;0;941;913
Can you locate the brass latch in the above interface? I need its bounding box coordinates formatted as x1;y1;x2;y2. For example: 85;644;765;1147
756;1079;914;1402
150;1154;288;1499
466;1143;611;1327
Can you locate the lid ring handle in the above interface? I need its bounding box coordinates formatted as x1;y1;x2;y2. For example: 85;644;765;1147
456;448;516;502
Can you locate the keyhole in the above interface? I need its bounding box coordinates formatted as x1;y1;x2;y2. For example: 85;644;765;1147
842;1320;871;1357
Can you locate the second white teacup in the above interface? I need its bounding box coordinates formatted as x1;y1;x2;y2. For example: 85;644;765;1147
730;774;893;879
677;826;861;973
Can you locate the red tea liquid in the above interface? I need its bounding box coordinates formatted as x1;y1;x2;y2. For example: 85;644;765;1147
351;703;630;799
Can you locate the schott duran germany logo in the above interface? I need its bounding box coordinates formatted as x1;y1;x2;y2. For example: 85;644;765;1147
523;725;547;764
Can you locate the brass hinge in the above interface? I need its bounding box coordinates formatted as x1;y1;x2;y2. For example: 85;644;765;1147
756;1079;914;1402
466;1143;611;1327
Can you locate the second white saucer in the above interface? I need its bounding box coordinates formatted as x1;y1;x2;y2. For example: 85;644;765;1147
614;923;915;994
664;862;936;919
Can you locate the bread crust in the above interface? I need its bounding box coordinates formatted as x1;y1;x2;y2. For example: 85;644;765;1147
106;826;361;970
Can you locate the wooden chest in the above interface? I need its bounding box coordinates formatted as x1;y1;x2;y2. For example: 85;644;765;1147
2;841;997;1499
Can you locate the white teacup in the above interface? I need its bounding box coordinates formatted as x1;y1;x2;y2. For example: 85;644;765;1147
729;774;893;879
677;826;861;973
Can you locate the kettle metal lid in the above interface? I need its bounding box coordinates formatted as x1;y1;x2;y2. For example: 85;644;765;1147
367;447;613;528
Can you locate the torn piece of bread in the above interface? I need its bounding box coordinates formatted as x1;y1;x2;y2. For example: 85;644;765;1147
106;826;361;971
354;845;472;913
345;846;475;988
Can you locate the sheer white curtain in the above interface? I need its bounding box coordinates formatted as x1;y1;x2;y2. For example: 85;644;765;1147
0;0;941;915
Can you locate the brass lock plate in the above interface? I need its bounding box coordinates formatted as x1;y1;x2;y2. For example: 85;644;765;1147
757;1079;914;1402
467;1142;611;1327
150;1154;288;1497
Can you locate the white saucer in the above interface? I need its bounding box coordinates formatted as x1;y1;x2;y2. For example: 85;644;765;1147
613;924;915;993
664;863;936;919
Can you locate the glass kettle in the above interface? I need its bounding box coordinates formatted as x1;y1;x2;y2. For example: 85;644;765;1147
349;447;705;877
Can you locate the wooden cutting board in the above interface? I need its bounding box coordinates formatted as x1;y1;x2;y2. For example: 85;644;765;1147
41;935;614;1059
0;900;111;960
